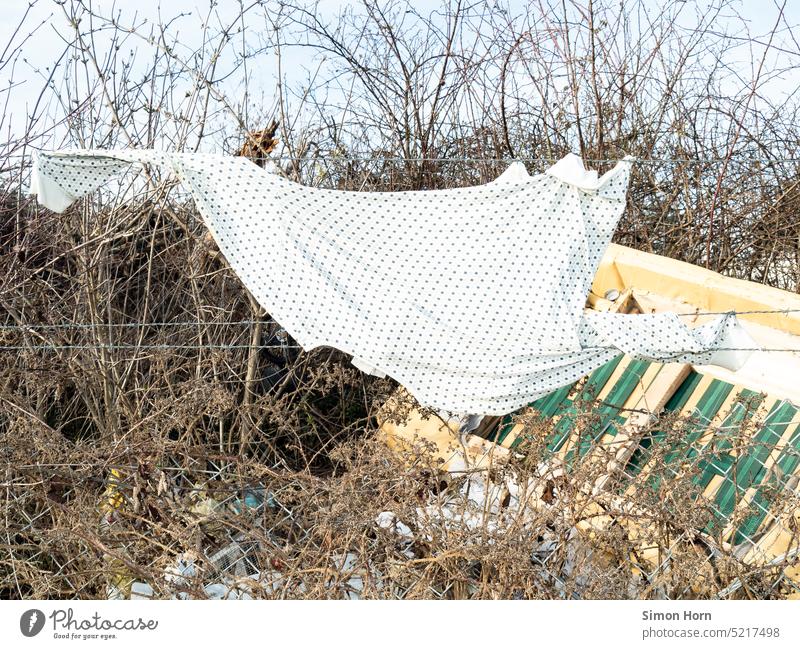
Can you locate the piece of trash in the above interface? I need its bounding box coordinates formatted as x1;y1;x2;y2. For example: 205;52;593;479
375;511;413;540
229;486;276;514
205;540;257;578
189;496;220;518
203;582;253;600
130;581;155;600
164;552;198;588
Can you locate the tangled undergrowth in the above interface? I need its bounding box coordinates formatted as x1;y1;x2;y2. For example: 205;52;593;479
3;0;800;599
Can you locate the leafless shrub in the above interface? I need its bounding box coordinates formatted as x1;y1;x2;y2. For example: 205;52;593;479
1;0;799;599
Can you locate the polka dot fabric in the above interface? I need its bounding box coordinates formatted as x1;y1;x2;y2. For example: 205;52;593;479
31;150;757;416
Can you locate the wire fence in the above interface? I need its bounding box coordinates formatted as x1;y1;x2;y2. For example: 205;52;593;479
4;152;800;600
1;344;800;353
5;152;800;165
1;320;800;352
0;344;303;351
2;306;800;330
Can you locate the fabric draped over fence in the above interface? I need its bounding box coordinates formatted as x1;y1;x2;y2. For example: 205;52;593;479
30;150;757;415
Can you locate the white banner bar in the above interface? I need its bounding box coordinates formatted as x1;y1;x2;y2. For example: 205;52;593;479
1;600;798;647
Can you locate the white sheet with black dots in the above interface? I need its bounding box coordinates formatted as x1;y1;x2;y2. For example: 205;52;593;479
31;150;757;415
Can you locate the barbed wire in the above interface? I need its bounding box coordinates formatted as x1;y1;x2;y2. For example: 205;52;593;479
1;305;800;333
0;343;302;351
1;323;800;352
4;153;800;165
265;156;800;165
672;308;800;317
0;320;273;330
0;342;797;353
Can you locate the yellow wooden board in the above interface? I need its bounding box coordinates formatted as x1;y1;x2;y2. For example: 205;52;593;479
594;243;800;336
377;389;509;473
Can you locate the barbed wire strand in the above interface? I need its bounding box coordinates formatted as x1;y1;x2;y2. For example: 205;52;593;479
0;320;278;330
5;153;800;164
1;306;799;333
0;343;302;351
0;343;796;353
